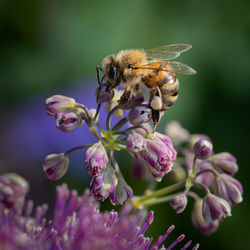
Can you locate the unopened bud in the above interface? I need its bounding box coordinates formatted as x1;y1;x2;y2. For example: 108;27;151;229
109;179;133;205
128;105;152;126
85;142;108;177
46;95;76;116
193;139;213;159
96;85;114;104
126;132;146;153
90;165;118;201
55;112;83;132
212;152;238;176
191;199;219;235
170;193;188;214
202;193;231;223
42;153;69;180
215;174;243;206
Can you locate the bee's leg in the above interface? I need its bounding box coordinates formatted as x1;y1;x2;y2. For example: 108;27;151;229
96;66;105;103
151;108;160;133
96;66;103;86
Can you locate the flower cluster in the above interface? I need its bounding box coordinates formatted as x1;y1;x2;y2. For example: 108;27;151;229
43;88;176;205
43;84;243;237
0;173;199;250
165;121;243;235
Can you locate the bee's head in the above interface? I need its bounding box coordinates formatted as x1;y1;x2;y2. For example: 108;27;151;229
102;56;118;88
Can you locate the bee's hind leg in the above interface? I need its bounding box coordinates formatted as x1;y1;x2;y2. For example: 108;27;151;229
151;109;160;133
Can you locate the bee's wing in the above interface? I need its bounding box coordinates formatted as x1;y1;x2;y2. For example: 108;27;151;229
134;61;196;75
146;44;192;61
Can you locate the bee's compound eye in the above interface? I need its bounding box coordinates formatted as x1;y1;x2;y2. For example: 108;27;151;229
108;65;116;80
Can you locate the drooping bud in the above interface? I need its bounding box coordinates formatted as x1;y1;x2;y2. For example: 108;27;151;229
119;90;144;110
43;153;69;180
46;95;76;116
165;121;190;146
214;174;243;206
193;139;213;159
126;131;146;153
90;165;118;201
212;152;238;176
191;199;219;235
170;193;188;214
85;142;108;177
202;193;231;223
0;173;29;213
109;179;133;205
128;105;152;126
95;85;115;104
55;112;83;132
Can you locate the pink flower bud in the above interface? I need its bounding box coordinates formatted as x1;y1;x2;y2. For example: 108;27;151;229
42;153;69;180
128;105;152;126
193;139;213;159
212;152;238;176
191;200;219;235
55;112;83;132
170;193;188;214
90;165;118;201
215;174;243;206
85;142;108;177
142;133;176;182
46;95;76;116
202;194;231;223
126;132;146;153
96;85;115;104
109;179;133;205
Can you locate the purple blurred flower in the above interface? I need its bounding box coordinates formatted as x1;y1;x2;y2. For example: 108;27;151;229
191;199;219;235
214;174;243;206
128;105;152;126
0;173;29;213
127;132;146;153
55;111;83;132
42;153;69;180
85;142;108;177
0;176;198;250
46;95;76;116
202;193;231;223
212;152;238;176
165;121;190;146
193;139;213;160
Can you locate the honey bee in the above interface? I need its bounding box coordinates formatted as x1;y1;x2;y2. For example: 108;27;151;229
97;44;196;131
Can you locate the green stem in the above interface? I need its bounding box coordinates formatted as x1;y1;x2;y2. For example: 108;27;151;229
106;105;120;130
139;193;181;207
112;117;128;132
89;126;101;140
133;181;185;208
65;144;93;156
94;103;101;121
76;104;90;119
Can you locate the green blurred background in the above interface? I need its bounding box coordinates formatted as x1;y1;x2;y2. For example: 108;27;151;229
0;0;250;249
